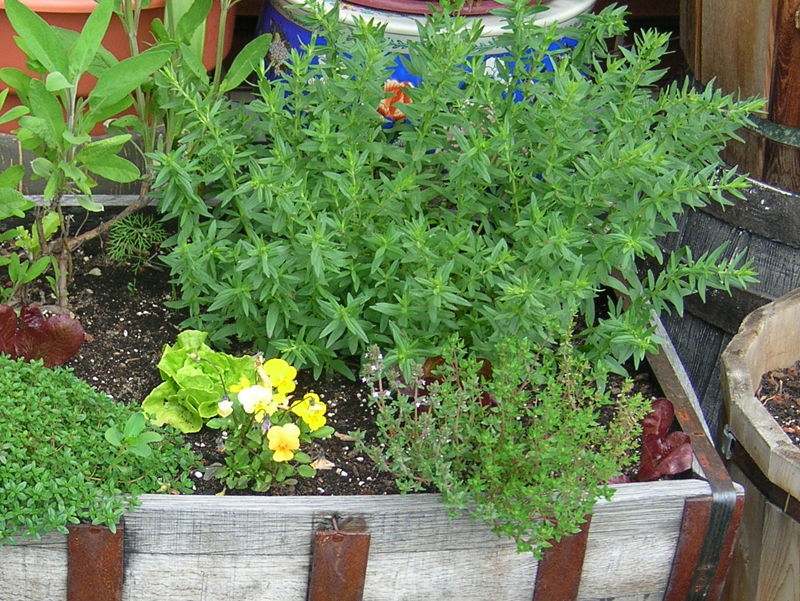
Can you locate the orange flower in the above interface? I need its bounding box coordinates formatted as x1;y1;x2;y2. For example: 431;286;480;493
378;79;413;121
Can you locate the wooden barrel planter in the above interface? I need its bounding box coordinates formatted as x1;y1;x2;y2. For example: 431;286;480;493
657;178;800;440
681;0;800;194
719;287;800;601
658;0;800;439
0;318;744;601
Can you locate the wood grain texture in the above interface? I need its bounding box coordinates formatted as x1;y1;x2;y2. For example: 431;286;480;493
721;464;766;601
0;533;68;601
1;483;718;601
699;0;775;106
660;310;727;435
722;127;767;182
700;178;800;249
757;500;800;601
769;0;800;127
679;0;700;77
763;137;800;192
719;288;800;601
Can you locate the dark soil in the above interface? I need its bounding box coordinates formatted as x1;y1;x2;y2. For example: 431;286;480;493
62;241;400;497
756;361;800;446
16;231;665;496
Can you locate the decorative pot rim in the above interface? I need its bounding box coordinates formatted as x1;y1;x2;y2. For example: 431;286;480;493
721;286;800;499
278;0;595;38
0;0;165;13
341;0;543;16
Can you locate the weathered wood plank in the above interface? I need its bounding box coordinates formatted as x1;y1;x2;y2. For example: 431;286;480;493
747;234;800;300
698;0;775;106
769;0;800;128
757;499;800;601
0;482;715;601
679;0;700;77
701;178;800;249
763;136;800;193
722;127;767;182
660;310;727;434
721;464;766;601
0;533;68;601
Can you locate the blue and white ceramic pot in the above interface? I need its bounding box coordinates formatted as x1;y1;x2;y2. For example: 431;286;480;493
258;0;595;83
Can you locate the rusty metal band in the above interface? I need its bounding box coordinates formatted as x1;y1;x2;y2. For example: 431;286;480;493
531;516;592;601
728;438;800;524
67;523;124;601
307;522;371;601
648;342;742;601
662;496;713;601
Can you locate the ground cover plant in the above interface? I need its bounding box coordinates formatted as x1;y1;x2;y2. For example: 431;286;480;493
0;353;197;543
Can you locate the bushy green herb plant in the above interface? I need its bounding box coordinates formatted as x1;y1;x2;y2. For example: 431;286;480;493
357;331;651;557
150;1;760;377
0;355;198;543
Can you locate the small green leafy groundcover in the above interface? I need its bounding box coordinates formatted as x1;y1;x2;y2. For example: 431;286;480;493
0;356;198;544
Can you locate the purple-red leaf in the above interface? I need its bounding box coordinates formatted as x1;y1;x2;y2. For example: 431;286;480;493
636;398;693;482
16;313;86;368
0;305;16;357
0;304;85;367
640;397;674;439
19;305;46;329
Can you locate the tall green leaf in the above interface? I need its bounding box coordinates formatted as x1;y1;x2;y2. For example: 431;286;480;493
4;0;68;75
220;34;274;93
81;154;141;184
174;0;212;43
26;80;67;148
87;46;175;116
69;0;115;78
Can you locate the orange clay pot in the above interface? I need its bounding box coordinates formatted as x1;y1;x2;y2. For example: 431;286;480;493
0;0;236;133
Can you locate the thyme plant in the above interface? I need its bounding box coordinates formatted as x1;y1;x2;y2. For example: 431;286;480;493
357;332;650;557
150;1;761;377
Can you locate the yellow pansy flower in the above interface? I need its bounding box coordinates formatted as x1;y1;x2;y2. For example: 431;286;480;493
291;393;327;431
263;358;297;394
229;377;251;393
238;385;278;422
267;423;301;462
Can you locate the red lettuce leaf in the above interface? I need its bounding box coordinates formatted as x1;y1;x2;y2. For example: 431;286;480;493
19;305;46;329
0;305;16;356
640;396;674;439
636;398;693;482
0;304;85;367
16;313;86;368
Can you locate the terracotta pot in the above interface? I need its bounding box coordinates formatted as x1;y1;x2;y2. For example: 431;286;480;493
0;0;236;133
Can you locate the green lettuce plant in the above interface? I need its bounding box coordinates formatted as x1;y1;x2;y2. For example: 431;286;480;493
149;0;761;378
0;355;197;543
144;332;334;490
142;329;256;433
